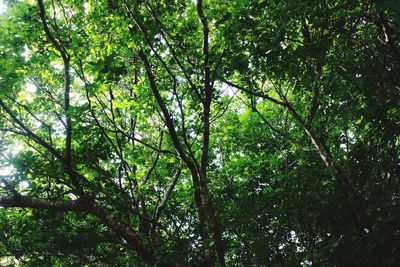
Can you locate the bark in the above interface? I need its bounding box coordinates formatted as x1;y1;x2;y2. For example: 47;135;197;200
301;125;368;234
0;98;63;161
285;101;369;234
0;195;87;212
38;0;82;195
139;50;211;262
197;1;226;265
226;80;370;234
277;94;369;233
0;195;182;267
154;167;182;221
377;12;400;62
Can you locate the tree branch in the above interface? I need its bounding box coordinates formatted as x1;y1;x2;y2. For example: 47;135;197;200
154;167;182;222
223;80;287;106
38;0;75;192
197;1;226;266
0;194;181;267
0;195;87;212
0;98;64;161
138;51;193;167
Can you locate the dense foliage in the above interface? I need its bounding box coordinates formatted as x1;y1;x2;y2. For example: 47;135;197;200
0;0;399;266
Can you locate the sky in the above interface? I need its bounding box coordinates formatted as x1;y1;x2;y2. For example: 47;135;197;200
0;0;6;14
0;0;5;86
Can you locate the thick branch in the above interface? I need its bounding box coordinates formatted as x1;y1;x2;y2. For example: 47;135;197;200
139;50;211;263
0;195;87;212
197;0;211;179
38;0;75;192
0;195;180;267
37;0;69;62
138;51;193;167
197;1;226;266
234;80;370;235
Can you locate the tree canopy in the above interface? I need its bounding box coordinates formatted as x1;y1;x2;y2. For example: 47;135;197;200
0;0;399;266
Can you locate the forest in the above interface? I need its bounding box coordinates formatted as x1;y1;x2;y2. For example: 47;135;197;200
0;0;399;266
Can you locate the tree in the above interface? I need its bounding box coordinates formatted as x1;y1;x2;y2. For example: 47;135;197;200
0;0;399;266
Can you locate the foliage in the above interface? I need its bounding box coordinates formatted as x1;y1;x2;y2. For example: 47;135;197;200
0;0;399;266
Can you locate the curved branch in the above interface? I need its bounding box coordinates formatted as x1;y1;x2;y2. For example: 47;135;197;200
0;194;181;267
